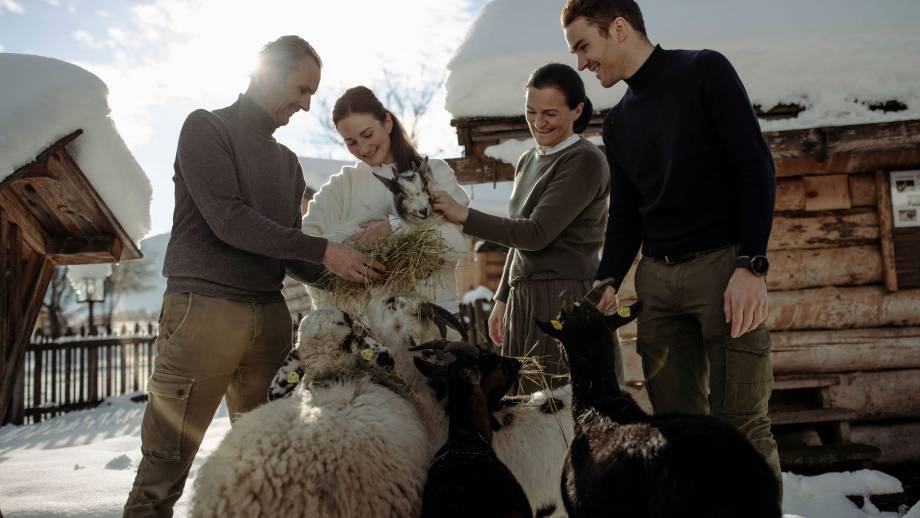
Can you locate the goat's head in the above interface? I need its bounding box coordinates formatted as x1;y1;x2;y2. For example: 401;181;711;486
411;340;521;411
363;295;467;348
372;156;436;223
535;279;642;358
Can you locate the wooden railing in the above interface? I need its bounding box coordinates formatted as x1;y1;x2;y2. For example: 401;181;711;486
4;333;158;426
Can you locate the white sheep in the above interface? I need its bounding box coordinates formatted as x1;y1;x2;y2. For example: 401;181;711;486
191;308;431;518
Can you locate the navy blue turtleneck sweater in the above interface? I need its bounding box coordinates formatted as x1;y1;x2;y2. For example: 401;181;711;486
596;45;775;288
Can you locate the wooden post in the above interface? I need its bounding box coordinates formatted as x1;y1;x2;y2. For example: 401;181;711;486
32;350;42;424
875;170;899;292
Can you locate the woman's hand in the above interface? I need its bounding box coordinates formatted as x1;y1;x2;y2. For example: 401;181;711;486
431;190;470;224
345;219;393;243
488;300;506;346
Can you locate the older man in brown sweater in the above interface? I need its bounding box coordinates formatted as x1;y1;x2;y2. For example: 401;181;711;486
123;36;383;518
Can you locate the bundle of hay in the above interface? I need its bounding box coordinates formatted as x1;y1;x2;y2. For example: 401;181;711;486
322;220;450;310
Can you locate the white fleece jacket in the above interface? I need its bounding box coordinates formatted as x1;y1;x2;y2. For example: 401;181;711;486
302;158;470;306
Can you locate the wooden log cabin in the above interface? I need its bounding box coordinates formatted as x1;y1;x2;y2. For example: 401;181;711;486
0;130;142;424
445;109;920;467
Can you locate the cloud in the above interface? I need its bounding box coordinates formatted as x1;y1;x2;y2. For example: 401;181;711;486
1;0;24;14
77;0;474;154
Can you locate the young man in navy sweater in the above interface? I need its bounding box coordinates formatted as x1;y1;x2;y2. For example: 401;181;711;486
562;0;781;483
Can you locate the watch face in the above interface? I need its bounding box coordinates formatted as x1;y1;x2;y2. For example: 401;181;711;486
751;256;769;274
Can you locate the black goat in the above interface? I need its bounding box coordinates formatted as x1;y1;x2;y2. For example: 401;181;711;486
536;281;781;518
413;340;533;518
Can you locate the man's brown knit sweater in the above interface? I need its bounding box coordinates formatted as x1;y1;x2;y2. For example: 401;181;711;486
163;94;327;303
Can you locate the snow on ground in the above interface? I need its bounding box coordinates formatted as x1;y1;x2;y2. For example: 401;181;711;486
0;53;152;244
445;0;920;131
1;394;917;517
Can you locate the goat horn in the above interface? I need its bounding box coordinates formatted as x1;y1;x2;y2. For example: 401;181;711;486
372;171;401;194
582;278;617;305
419;302;468;339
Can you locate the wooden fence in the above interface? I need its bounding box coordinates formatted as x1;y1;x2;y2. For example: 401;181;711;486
458;299;495;348
4;331;158;426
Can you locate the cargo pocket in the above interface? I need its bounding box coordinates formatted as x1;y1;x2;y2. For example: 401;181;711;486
141;371;194;461
722;325;773;416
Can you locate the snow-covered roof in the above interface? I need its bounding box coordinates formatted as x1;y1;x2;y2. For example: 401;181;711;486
445;0;920;131
0;53;152;244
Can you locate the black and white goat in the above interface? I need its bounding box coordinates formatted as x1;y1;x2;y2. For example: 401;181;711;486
536;281;781;518
413;339;533;518
373;155;438;223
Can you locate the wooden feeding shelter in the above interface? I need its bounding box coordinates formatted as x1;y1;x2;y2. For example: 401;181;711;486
0;129;142;424
446;106;920;468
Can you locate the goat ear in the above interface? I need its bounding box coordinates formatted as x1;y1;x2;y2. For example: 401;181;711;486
603;300;643;330
372;171;401;194
535;318;563;339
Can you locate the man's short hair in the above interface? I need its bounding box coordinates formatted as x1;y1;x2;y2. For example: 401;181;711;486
561;0;647;38
255;35;322;81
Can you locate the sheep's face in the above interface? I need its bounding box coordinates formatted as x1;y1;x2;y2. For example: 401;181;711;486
297;308;354;349
363;295;464;348
372;156;437;224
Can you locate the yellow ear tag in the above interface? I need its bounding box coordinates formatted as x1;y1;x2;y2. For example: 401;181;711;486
360;348;374;362
287;371;300;384
551;320;563;330
412;329;423;341
617;306;631;318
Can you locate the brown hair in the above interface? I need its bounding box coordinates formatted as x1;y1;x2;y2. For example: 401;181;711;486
255;35;322;82
561;0;647;38
332;86;421;174
526;63;594;134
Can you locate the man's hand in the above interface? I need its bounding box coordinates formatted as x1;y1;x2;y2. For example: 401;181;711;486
345;219;393;243
592;280;617;314
431;190;469;224
321;242;387;283
724;268;768;338
488;300;507;346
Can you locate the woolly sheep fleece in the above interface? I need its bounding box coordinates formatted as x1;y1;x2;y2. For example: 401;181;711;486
191;378;429;518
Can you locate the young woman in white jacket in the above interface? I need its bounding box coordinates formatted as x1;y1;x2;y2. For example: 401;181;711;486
302;86;470;311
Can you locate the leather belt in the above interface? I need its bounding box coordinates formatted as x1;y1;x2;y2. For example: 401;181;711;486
648;245;733;265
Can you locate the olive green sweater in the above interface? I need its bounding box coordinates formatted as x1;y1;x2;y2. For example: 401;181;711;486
463;137;609;302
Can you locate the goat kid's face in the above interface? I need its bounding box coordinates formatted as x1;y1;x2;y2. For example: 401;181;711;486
535;299;642;357
413;341;522;408
372;157;435;223
363;295;463;347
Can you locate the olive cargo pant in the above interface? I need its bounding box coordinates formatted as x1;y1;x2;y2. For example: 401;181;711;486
123;293;293;518
634;246;782;483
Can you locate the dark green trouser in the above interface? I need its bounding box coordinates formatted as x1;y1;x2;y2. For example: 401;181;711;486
123;292;293;518
635;246;782;484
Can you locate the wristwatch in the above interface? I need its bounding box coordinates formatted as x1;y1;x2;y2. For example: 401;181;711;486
736;255;769;276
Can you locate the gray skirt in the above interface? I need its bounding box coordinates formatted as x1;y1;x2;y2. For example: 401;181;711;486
502;278;623;393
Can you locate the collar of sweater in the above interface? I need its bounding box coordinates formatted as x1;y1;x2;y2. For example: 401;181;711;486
536;133;581;156
232;93;279;138
625;44;664;93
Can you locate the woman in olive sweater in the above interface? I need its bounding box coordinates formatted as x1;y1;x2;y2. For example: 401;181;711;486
433;63;611;391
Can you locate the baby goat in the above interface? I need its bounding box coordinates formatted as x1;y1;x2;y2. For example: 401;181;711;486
536;281;781;518
373;155;437;223
413;340;533;518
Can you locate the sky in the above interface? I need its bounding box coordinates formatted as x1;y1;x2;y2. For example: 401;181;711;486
0;0;491;235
